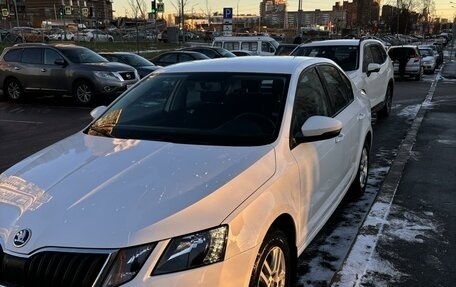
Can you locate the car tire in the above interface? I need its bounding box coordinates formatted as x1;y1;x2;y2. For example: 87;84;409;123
378;84;393;118
349;140;370;197
249;228;292;287
5;78;24;102
73;80;95;106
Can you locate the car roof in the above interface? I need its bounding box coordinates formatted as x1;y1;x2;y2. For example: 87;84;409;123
99;51;135;55
389;45;418;49
298;39;361;47
183;46;220;50
157;50;210;58
157;56;333;74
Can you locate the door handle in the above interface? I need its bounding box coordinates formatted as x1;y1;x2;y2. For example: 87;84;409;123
14;66;20;70
357;113;366;120
41;68;47;72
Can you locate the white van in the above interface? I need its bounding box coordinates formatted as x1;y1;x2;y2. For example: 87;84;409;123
212;36;279;56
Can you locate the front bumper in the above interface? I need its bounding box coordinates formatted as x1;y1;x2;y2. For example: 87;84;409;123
92;71;138;96
123;242;258;287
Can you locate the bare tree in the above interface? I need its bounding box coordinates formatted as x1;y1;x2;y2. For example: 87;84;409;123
128;0;147;19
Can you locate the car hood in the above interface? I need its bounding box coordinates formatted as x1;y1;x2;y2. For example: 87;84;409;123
422;56;434;61
0;133;275;253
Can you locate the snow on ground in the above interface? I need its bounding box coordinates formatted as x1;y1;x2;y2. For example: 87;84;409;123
397;104;421;119
332;199;443;286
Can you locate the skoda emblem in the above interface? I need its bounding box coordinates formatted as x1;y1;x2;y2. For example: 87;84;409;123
126;73;132;79
13;229;31;248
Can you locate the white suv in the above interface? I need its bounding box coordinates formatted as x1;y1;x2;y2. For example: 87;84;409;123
291;38;395;117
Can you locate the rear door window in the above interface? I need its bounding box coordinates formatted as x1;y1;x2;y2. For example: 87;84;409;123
3;49;23;62
21;48;43;64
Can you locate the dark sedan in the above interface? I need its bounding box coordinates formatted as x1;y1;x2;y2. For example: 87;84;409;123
150;51;210;67
179;46;236;58
99;52;161;78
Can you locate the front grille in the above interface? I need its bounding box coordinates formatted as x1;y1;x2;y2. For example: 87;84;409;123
119;71;135;81
0;250;109;287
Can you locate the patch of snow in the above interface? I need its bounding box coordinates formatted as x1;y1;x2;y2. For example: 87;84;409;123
436;139;456;145
333;202;443;287
397;104;420;119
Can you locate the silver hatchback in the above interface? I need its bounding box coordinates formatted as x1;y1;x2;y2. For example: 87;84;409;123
388;45;423;80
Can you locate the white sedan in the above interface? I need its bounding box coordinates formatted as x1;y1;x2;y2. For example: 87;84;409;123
0;56;372;287
76;29;114;42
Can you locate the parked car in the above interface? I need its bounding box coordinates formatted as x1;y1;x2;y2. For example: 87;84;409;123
122;30;156;41
0;56;372;287
212;36;280;55
0;43;139;105
11;27;49;43
418;46;436;74
387;45;423;81
76;29;114;42
291;38;395;117
99;51;161;78
230;49;257;56
48;29;75;41
420;44;443;68
274;43;298;55
150;50;210;66
179;46;236;58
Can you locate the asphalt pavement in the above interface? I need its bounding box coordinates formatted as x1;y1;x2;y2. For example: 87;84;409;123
331;49;456;286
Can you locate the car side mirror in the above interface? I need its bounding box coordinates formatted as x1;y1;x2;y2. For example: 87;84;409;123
367;63;380;76
54;58;66;66
90;105;107;119
295;116;342;144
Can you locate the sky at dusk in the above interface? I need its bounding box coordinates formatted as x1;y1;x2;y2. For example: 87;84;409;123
113;0;456;21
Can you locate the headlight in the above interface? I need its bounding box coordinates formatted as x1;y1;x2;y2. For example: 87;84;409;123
101;243;156;287
152;225;228;275
95;71;120;80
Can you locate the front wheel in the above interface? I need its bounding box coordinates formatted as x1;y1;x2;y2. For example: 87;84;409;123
349;140;370;197
5;78;24;101
73;80;95;105
249;229;292;287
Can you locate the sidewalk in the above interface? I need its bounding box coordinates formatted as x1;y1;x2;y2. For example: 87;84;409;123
332;59;456;285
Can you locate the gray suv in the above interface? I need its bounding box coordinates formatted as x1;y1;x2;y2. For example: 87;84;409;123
0;43;139;105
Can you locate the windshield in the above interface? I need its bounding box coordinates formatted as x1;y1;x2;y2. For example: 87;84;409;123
86;72;289;146
291;45;359;71
419;49;433;57
58;47;108;63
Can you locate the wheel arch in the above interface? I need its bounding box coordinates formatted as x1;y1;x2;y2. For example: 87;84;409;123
269;214;298;262
2;75;23;94
72;76;95;90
